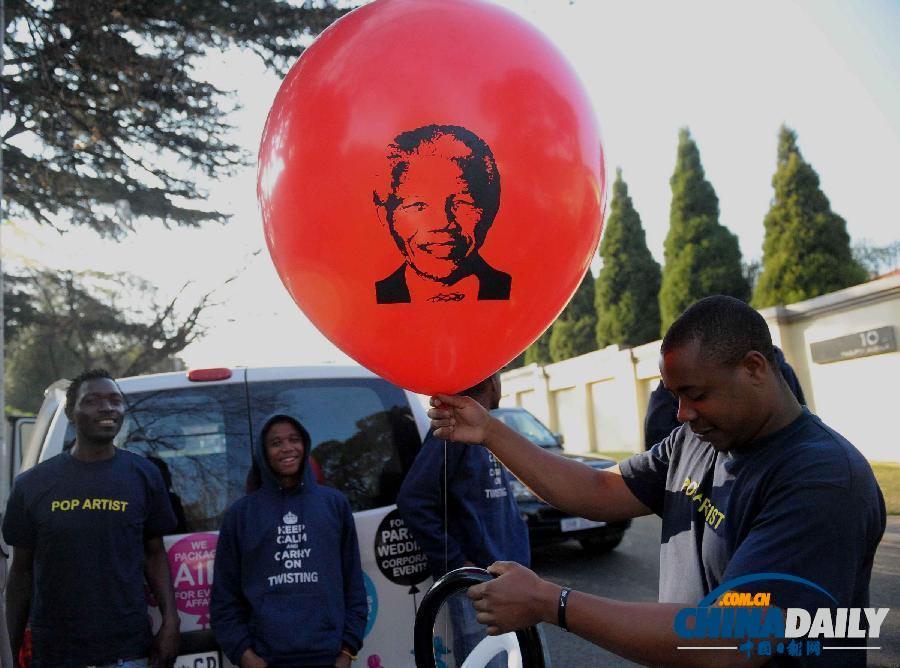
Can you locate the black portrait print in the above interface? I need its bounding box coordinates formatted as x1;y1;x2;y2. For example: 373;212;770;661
373;125;510;304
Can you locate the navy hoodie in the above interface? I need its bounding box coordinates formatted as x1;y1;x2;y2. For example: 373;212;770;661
397;430;530;576
211;415;367;667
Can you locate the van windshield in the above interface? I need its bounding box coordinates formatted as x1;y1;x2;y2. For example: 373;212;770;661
116;383;250;533
248;378;421;514
112;378;421;534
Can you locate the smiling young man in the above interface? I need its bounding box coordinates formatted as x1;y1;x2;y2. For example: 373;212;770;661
428;296;885;666
211;415;366;668
3;369;179;668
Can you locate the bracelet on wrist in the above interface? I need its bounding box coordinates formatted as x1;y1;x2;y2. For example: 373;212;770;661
558;586;572;632
341;648;358;661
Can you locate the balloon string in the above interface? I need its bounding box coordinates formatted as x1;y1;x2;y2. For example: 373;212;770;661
443;438;450;650
443;438;448;575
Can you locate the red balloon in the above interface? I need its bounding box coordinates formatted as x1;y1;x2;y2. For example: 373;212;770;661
259;0;605;395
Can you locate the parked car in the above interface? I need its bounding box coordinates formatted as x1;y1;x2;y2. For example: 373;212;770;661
491;407;631;553
16;366;435;668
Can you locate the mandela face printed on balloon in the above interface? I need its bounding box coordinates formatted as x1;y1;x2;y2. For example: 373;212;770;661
373;125;510;304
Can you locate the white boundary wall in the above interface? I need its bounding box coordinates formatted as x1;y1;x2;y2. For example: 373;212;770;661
501;273;900;462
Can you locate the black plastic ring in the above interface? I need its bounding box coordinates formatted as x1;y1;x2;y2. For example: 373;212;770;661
413;566;546;668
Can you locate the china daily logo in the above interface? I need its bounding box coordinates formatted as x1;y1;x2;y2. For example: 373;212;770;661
674;573;889;660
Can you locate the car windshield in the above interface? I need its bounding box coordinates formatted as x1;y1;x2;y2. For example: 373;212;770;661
494;409;558;448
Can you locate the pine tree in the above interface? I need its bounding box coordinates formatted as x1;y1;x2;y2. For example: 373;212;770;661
549;271;597;361
659;128;749;332
505;351;527;370
753;126;868;307
4;0;347;238
595;169;661;348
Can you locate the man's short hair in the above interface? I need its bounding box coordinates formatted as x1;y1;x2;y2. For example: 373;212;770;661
64;368;115;417
261;415;312;449
661;296;777;369
375;124;501;245
459;372;501;399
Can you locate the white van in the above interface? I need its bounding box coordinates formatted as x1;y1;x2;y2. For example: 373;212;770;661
17;366;435;668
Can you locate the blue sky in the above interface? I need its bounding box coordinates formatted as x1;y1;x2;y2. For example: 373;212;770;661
6;0;899;368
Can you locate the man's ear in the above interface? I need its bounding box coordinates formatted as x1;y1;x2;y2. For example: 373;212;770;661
488;374;501;409
741;351;770;384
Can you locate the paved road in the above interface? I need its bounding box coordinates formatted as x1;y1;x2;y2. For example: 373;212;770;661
871;516;900;667
531;515;900;667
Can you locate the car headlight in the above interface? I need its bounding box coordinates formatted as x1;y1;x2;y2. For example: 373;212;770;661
509;478;536;502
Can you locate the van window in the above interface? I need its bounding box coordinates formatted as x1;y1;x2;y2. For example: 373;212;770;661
248;378;421;513
114;383;251;533
62;378;421;534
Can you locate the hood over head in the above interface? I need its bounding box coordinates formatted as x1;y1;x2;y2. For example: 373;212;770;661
252;413;314;491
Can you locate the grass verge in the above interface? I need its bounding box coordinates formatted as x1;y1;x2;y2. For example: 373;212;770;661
872;461;900;515
595;451;637;463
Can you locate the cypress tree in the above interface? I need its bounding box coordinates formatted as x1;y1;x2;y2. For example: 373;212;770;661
524;329;553;365
549;271;597;361
505;351;527;370
659;128;749;333
595;169;661;348
753;126;868;307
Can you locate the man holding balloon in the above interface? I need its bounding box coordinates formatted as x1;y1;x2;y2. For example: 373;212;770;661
429;296;885;667
257;3;881;663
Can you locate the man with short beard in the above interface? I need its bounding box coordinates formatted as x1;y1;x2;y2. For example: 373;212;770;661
429;297;885;667
4;369;179;668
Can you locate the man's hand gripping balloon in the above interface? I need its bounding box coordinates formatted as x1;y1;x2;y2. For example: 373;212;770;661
428;394;493;444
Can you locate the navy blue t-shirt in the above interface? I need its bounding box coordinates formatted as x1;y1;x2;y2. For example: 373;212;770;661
397;431;530;576
620;409;885;666
3;450;177;665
